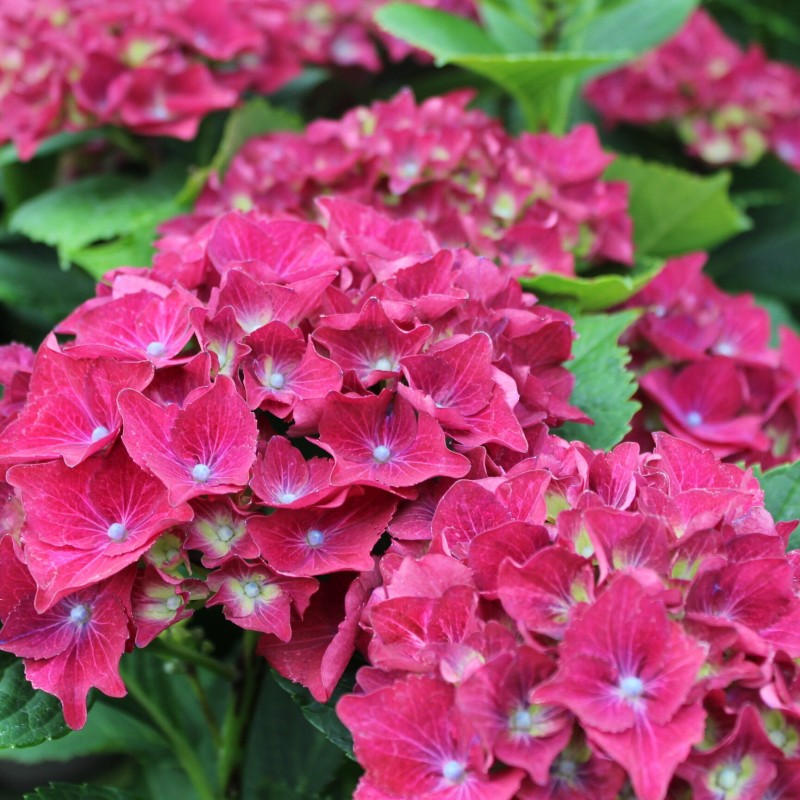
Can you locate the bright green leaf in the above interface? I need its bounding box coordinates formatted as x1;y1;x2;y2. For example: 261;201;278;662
477;0;541;52
580;0;697;54
0;130;106;167
753;461;800;550
23;784;140;800
375;4;501;61
604;155;751;257
9;171;183;270
555;310;640;450
520;258;663;311
0;654;70;749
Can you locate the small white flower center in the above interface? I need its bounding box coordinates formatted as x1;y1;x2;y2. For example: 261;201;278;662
91;425;110;442
146;341;167;358
619;675;645;699
217;525;235;543
442;760;465;784
580;544;594;558
107;522;127;542
192;463;211;482
277;491;297;504
373;445;392;463
70;604;90;625
243;581;261;599
510;708;532;732
715;341;736;356
769;729;787;748
373;356;394;372
165;596;182;612
306;529;325;548
269;372;285;389
685;411;703;427
717;766;739;791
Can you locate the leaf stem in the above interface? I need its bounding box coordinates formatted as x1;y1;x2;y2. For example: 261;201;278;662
151;637;237;681
122;664;217;800
218;630;264;799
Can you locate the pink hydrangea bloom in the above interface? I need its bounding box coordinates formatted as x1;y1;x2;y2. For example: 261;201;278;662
586;9;800;171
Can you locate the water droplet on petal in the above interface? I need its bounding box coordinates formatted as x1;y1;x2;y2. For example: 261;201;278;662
373;445;392;463
192;463;211;482
107;522;127;542
306;529;325;548
146;341;167;358
91;425;110;442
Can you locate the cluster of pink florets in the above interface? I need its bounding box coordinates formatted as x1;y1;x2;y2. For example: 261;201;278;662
585;9;800;171
172;90;634;277
0;195;583;729
338;433;800;800
621;253;800;468
0;0;474;160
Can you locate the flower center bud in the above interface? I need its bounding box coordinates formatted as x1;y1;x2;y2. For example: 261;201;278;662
306;529;325;548
269;372;285;389
192;463;211;482
166;595;182;612
107;522;127;542
442;760;465;784
509;708;532;733
716;766;739;791
373;356;393;372
619;675;645;700
277;491;297;504
373;445;392;463
69;604;91;626
146;341;167;358
217;525;235;543
243;581;261;599
685;411;703;427
91;425;110;442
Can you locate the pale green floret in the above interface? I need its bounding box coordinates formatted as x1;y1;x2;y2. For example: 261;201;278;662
107;522;127;542
146;341;167;358
91;425;110;442
373;445;392;463
192;463;211;483
70;604;91;626
442;760;465;784
306;529;325;548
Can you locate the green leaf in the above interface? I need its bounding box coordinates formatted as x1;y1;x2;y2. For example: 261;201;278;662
178;98;303;206
23;784;140;800
243;675;344;799
477;0;541;52
580;0;697;54
604;155;751;257
9;170;184;273
0;654;70;749
0;130;106;167
375;4;501;61
555;310;641;450
754;462;800;549
520;258;663;311
272;669;356;759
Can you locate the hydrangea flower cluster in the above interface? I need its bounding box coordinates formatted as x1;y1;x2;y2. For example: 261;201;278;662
585;10;800;171
621;253;800;468
171;89;633;277
337;432;800;800
0;0;472;160
0;199;584;729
